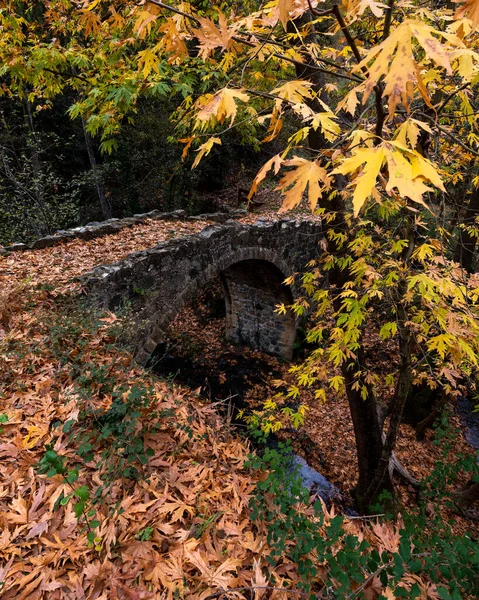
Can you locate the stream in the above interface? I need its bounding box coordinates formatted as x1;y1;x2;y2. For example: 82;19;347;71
457;395;479;458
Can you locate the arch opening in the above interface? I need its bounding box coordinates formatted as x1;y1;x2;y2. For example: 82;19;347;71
220;259;296;360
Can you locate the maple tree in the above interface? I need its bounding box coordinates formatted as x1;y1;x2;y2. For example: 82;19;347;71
2;0;479;509
1;7;479;599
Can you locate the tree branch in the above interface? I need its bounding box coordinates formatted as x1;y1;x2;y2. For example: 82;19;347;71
331;4;386;138
148;0;363;83
437;81;471;115
382;0;395;41
420;115;479;158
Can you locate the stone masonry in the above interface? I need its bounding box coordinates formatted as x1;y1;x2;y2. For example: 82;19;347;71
81;218;323;364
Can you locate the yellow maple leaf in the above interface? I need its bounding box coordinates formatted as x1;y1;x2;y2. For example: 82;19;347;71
276;157;331;212
133;6;160;39
271;80;313;107
455;0;479;27
383;146;432;206
191;137;222;168
357;20;462;117
394;118;432;150
194;88;249;129
332;147;386;216
343;0;388;19
336;86;362;116
333;142;444;215
84;0;102;10
248;154;284;199
137;49;159;78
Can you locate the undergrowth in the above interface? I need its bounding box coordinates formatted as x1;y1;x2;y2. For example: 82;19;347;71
247;424;479;599
2;286;478;598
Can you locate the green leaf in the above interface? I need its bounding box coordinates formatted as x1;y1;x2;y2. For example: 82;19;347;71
73;501;85;519
74;486;90;502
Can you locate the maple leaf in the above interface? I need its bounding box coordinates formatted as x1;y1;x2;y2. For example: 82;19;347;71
248;154;284;199
271;80;313;107
333;142;444;215
261;110;284;143
371;520;401;553
137;49;159;78
191;137;222;168
455;0;479;27
357;20;462;117
332;147;386;215
343;0;388;19
194;88;250;129
157;18;188;64
394;118;432;150
277;0;295;29
276;157;331;212
79;9;101;37
133;5;160;40
192;12;239;59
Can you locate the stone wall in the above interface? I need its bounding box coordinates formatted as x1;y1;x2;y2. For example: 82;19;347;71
0;208;247;253
81;218;323;364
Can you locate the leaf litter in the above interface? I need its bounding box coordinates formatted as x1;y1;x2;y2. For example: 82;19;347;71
0;212;476;598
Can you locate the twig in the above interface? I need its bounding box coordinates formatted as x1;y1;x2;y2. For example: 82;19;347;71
420;115;479;158
148;0;363;83
437;81;471;115
331;4;386;136
147;0;201;25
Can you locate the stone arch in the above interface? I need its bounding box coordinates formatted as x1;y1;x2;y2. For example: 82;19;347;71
137;247;297;364
82;219;324;366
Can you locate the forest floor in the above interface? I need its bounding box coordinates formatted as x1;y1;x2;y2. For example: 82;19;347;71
156;281;478;537
0;195;478;599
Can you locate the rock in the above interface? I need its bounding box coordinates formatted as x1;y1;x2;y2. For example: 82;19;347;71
32;236;58;249
288;454;340;501
7;243;29;251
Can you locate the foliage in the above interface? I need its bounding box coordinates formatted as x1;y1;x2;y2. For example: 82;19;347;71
248;439;479;599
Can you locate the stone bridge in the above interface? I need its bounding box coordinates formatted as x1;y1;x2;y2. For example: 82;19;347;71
82;218;323;365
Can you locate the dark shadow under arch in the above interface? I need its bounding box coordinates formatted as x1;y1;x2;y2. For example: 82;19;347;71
139;253;297;363
221;259;296;359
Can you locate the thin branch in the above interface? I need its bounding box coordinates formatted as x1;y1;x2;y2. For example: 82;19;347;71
382;0;395;41
149;0;363;83
437;81;471;115
332;5;362;64
43;67;90;84
147;0;201;25
331;4;386;137
420;115;479;158
245;30;355;76
234;38;363;83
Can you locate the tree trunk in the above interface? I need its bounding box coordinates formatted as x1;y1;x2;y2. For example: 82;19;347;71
81;116;111;220
22;97;51;235
341;353;392;511
454;183;479;273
